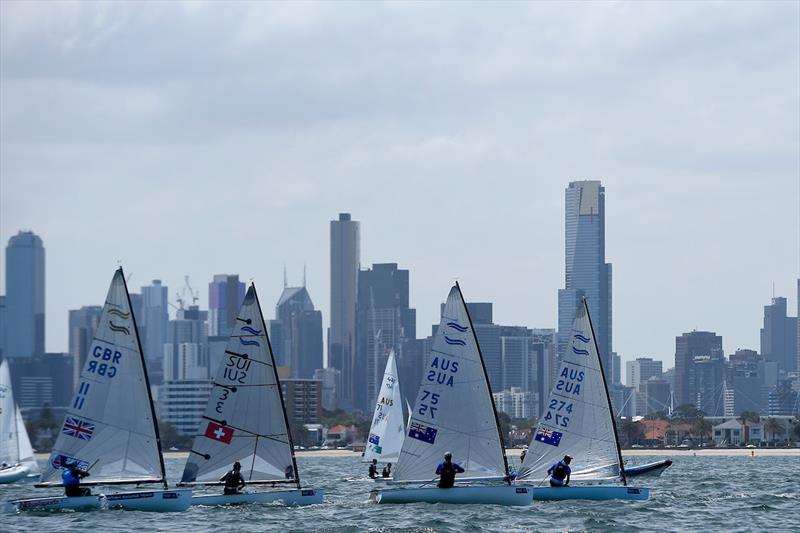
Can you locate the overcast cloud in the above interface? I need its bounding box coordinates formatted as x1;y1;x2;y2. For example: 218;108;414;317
1;1;798;374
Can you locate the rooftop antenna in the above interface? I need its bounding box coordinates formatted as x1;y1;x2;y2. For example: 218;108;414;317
283;265;288;289
303;262;307;287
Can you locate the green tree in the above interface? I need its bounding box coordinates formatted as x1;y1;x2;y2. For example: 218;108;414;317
158;421;192;450
737;411;761;445
671;404;704;421
618;419;644;447
645;410;667;421
763;418;785;445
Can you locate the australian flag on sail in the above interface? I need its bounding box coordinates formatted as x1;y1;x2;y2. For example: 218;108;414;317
408;422;437;444
534;428;563;447
368;433;381;446
62;417;95;441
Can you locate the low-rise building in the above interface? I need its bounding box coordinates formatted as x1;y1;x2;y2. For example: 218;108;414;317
712;419;764;446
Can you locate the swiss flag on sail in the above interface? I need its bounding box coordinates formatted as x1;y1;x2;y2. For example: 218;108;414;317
205;421;234;444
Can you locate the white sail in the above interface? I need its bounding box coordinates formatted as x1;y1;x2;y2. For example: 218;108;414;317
16;406;38;474
363;351;406;464
516;299;622;483
180;285;298;486
0;359;20;465
39;268;165;486
393;284;508;482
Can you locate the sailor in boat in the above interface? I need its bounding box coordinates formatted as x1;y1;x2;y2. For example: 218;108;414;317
547;455;572;487
63;460;91;497
220;462;246;495
520;446;527;465
382;463;392;478
285;464;294;479
368;459;379;479
435;452;465;488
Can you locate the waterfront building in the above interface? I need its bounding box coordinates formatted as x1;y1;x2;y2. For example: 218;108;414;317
208;274;245;337
557;181;612;378
158;379;213;435
68;305;103;389
674;330;723;407
760;296;798;375
329;213;360;409
3;231;45;358
356;263;416;411
712;419;764;446
272;283;323;379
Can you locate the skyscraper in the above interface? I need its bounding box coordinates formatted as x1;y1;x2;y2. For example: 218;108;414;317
356;263;416;411
557;181;612;376
140;280;169;365
674;331;723;407
68;305;103;388
208;274;245;337
760;296;798;375
329;213;359;409
4;231;45;358
163;305;209;381
272;283;323;379
626;357;663;391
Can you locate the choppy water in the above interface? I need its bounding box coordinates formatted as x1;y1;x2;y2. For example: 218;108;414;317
2;455;799;532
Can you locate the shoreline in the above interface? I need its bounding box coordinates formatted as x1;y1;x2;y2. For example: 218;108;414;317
33;447;800;462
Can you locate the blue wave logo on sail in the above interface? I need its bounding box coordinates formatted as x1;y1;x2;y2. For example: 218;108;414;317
108;321;130;335
408;422;437;444
240;326;262;335
572;346;590;356
446;321;468;332
573;333;591;343
444;336;466;346
240;338;260;347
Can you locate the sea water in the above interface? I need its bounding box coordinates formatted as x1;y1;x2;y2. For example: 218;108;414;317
2;455;798;532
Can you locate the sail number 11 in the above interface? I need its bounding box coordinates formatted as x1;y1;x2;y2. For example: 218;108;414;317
418;390;440;418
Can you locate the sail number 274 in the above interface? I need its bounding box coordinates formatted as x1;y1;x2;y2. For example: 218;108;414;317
418;390;440;418
543;399;573;428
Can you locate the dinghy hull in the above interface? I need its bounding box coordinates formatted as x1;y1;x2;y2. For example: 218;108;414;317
105;489;192;512
374;485;531;506
5;494;102;512
191;487;323;506
623;459;672;478
0;465;30;484
530;485;649;501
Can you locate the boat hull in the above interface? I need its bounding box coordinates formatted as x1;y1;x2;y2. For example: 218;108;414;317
5;494;102;512
623;459;672;478
374;485;532;506
191;487;323;506
105;489;192;512
530;485;649;501
0;465;30;484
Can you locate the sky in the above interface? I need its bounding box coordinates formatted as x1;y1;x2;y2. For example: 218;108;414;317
1;1;798;376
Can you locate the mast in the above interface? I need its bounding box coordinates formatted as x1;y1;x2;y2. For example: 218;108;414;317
121;266;169;489
582;298;627;486
253;283;300;489
455;282;511;483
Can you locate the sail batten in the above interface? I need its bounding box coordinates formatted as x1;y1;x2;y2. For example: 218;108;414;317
517;299;623;483
180;285;299;488
393;285;507;482
39;268;165;487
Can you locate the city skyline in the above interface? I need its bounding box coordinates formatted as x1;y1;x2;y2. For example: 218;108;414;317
1;2;799;370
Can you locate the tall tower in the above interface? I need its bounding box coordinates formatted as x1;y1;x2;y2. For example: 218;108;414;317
140;279;169;362
4;231;45;358
557;181;612;376
208;274;245;337
329;213;360;409
760;296;798;374
674;330;723;407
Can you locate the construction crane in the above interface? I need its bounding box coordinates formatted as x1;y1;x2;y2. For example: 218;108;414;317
174;275;200;310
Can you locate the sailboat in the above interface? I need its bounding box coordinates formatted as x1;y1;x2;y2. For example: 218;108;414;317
363;350;406;479
0;360;40;483
514;299;649;501
372;284;531;506
178;284;322;506
6;268;192;512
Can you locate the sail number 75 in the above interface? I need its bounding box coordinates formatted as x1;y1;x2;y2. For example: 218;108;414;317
418;390;440;418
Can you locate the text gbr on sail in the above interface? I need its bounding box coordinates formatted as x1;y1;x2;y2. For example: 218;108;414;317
86;344;122;378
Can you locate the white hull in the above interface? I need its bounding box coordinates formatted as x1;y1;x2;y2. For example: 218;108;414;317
5;494;102;512
105;489;192;512
191;487;323;506
0;465;30;484
374;485;531;506
530;485;649;501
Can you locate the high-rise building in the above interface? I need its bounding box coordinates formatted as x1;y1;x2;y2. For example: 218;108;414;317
140;280;169;362
281;378;323;424
674;331;723;407
626;357;663;391
4;231;45;358
691;354;728;416
0;296;6;357
163;305;209;381
272;284;323;379
357;263;416;411
329;213;360;409
727;348;766;415
760;296;798;375
557;181;612;378
158;380;213;435
610;352;621;386
313;367;340;411
68;305;103;389
8;353;73;409
208;274;245;337
642;377;671;415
